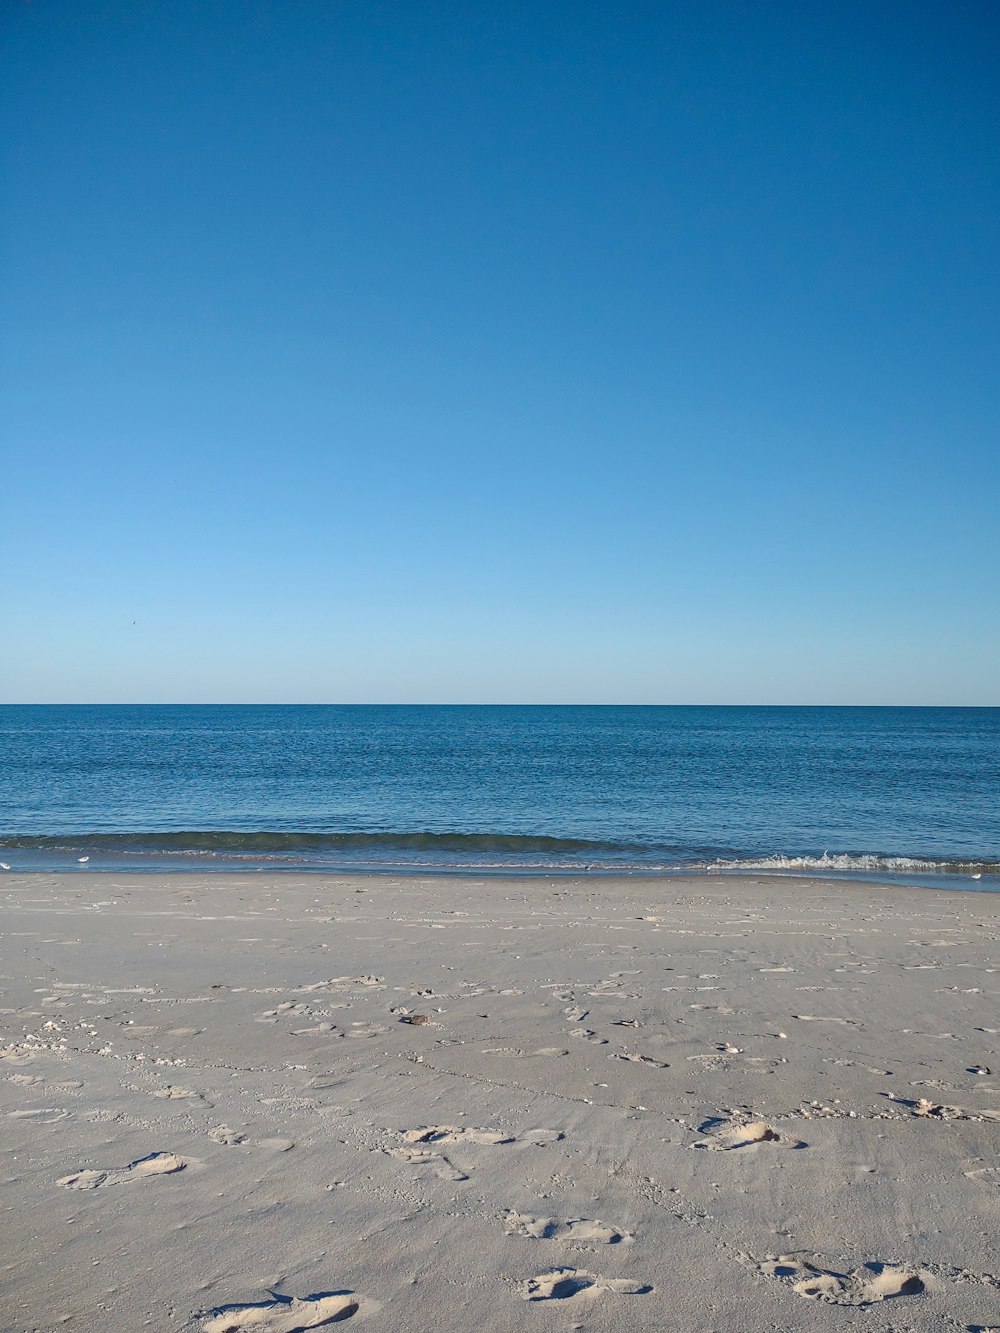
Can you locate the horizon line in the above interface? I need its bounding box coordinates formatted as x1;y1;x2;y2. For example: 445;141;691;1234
2;702;998;710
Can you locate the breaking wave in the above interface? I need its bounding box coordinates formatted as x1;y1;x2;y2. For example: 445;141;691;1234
0;832;997;881
705;851;999;876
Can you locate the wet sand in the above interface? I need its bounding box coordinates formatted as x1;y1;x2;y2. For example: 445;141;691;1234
2;872;999;1331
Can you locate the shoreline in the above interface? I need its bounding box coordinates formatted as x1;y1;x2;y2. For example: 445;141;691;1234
2;863;997;894
3;872;999;1330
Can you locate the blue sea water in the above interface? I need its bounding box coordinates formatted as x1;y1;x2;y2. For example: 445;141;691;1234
0;705;997;888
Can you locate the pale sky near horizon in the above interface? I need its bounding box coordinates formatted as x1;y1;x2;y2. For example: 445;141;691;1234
3;2;999;705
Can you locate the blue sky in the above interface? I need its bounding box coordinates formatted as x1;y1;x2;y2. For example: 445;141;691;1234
3;1;998;703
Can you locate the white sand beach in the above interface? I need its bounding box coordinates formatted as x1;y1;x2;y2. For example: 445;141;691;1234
2;872;998;1331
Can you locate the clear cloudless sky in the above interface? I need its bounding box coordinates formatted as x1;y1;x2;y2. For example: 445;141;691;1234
2;0;998;704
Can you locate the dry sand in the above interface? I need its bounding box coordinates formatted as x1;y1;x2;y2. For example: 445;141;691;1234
2;871;999;1332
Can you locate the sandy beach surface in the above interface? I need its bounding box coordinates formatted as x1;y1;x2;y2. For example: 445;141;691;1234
2;871;998;1332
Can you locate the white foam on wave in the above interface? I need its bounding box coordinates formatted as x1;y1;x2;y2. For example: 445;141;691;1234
705;851;997;875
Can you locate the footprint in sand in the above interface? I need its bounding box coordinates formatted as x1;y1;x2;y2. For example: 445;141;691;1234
792;1014;857;1025
202;1291;362;1331
209;1125;247;1146
758;1255;928;1305
522;1127;565;1145
571;1029;608;1045
964;1166;1000;1190
258;1002;313;1023
402;1125;513;1146
401;1125;562;1149
0;1044;36;1066
693;1116;806;1151
522;1268;650;1302
8;1106;71;1123
520;1046;570;1058
886;1095;1000;1122
296;975;383;993
153;1086;212;1106
8;1074;83;1092
915;1098;1000;1122
388;1146;468;1181
505;1212;633;1244
58;1151;188;1189
608;1051;668;1069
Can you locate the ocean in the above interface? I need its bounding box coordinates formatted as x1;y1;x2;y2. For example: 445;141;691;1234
0;705;997;888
